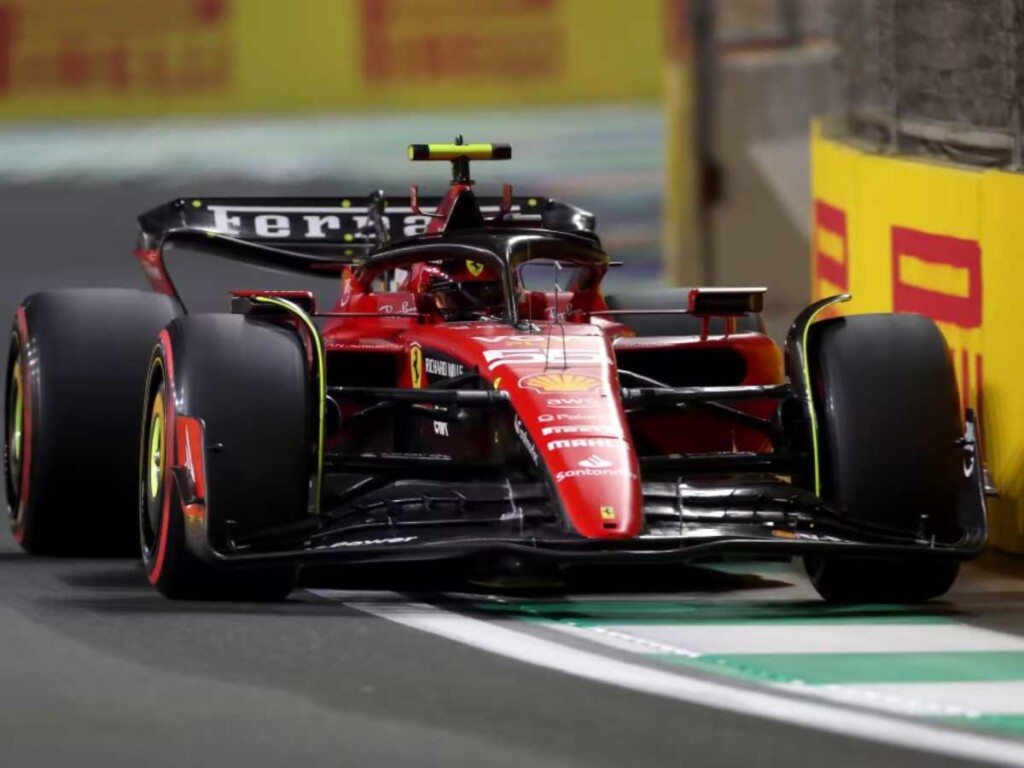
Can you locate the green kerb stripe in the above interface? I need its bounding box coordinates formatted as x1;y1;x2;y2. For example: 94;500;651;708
658;651;1024;686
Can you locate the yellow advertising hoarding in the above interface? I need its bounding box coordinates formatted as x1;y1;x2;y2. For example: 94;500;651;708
811;124;1024;553
0;0;663;120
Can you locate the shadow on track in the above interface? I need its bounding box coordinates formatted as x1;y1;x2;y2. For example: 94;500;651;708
42;556;974;629
301;558;792;596
33;557;796;618
58;562;149;590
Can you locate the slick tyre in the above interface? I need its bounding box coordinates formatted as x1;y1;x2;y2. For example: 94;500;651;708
4;290;180;555
803;556;959;605
141;315;307;600
803;313;962;603
604;288;764;336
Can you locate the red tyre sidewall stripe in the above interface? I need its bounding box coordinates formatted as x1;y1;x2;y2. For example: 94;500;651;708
147;330;176;585
13;307;32;542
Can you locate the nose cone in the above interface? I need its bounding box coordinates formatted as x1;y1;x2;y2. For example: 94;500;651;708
462;326;643;539
540;429;641;538
507;367;642;539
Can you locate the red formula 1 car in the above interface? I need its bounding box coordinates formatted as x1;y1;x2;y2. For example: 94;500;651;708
4;141;987;601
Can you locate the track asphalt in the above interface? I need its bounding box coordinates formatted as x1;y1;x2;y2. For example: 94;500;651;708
0;181;1022;767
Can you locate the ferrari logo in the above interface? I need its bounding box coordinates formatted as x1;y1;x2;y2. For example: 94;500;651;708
600;506;616;521
466;260;485;277
410;344;423;388
519;373;601;393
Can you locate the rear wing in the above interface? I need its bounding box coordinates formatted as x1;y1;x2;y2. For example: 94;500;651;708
136;195;552;255
135;190;596;308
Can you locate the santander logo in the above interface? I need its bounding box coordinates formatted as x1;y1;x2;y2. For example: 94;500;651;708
578;454;613;468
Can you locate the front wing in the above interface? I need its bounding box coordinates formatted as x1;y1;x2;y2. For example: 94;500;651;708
200;432;988;570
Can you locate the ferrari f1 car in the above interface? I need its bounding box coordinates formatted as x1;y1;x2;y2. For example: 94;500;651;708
4;140;987;602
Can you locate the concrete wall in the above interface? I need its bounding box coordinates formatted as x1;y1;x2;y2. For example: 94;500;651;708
711;44;838;339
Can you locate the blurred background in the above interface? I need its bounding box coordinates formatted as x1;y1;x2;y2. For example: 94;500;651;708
0;0;836;339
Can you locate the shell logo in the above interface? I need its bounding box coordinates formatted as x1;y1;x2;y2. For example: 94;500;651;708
519;373;601;393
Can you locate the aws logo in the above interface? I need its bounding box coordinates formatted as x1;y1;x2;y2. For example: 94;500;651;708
519;373;601;393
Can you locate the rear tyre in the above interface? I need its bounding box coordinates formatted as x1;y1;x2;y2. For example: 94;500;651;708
4;290;180;555
142;315;306;600
603;288;764;336
803;313;963;603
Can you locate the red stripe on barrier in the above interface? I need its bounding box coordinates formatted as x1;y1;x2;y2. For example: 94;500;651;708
814;200;848;290
891;226;982;329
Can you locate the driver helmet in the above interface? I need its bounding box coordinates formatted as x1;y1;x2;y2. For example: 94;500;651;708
425;259;505;318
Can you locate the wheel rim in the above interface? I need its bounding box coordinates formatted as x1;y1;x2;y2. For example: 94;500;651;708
148;395;164;501
5;353;23;500
141;384;165;556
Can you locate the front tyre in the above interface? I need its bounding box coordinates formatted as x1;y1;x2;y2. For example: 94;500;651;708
803;313;964;603
141;316;306;600
804;556;959;604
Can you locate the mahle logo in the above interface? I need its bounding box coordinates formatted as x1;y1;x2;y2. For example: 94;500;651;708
547;437;619;451
519;373;600;393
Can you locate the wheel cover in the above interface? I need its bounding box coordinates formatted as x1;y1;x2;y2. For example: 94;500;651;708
142;387;166;555
6;356;23;498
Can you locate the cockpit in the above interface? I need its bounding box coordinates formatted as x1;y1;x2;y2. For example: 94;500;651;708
350;231;611;324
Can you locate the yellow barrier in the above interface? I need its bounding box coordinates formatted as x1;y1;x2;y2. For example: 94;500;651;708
811;123;1024;553
0;0;662;120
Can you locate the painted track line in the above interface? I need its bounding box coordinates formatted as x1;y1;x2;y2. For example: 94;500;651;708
583;623;1024;654
802;682;1024;717
546;618;1021;720
316;592;1024;767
